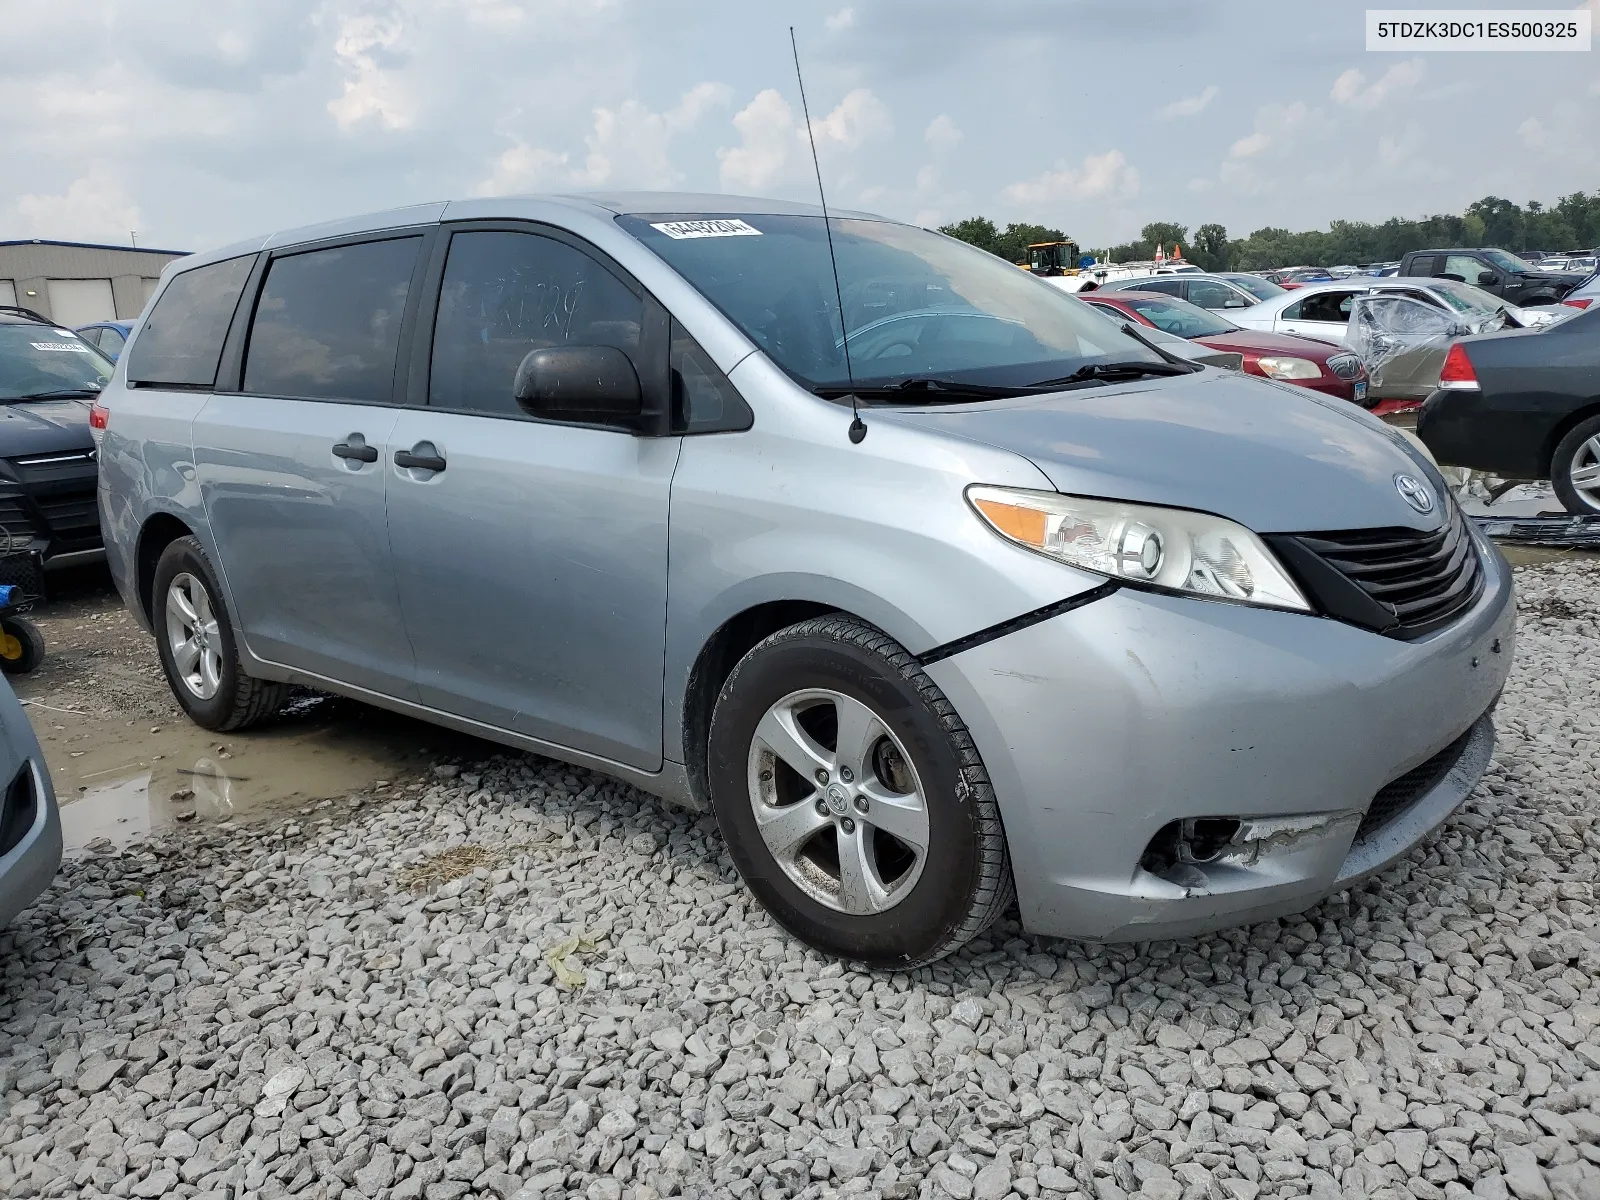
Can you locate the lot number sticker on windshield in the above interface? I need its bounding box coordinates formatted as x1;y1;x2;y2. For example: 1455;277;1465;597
650;219;763;240
30;342;90;353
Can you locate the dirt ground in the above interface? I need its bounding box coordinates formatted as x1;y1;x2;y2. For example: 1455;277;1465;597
10;566;494;854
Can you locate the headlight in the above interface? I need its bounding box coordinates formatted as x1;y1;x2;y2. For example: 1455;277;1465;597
1255;356;1323;381
967;486;1310;611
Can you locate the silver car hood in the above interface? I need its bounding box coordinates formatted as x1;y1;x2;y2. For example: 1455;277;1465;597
875;371;1442;535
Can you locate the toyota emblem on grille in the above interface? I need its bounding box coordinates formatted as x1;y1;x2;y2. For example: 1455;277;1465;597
1394;473;1434;514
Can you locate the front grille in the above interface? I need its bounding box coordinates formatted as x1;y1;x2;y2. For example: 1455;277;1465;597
0;494;36;546
1357;726;1474;842
1326;354;1364;380
34;488;99;539
1277;505;1483;639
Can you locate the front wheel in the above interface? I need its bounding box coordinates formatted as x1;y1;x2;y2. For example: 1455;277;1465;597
152;536;287;731
1550;415;1600;514
707;615;1013;968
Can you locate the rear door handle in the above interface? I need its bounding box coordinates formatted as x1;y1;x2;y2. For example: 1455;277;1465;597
394;449;446;472
332;439;378;463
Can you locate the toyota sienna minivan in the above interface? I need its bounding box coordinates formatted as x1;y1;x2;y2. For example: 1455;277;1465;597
96;194;1515;966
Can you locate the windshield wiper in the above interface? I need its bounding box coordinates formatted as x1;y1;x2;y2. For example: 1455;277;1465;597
3;389;101;401
813;378;1029;402
1028;359;1196;388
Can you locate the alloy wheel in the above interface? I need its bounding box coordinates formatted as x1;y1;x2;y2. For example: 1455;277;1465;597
165;572;224;701
1568;435;1600;511
746;688;929;915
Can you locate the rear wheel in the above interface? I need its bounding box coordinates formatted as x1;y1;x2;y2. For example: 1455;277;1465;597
1551;415;1600;514
707;615;1013;968
152;536;287;731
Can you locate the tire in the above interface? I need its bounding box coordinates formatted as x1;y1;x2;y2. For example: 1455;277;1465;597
707;615;1014;968
151;536;287;731
1550;414;1600;515
0;617;44;675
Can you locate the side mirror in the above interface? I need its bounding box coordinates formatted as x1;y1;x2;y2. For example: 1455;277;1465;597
513;346;642;425
1477;271;1497;286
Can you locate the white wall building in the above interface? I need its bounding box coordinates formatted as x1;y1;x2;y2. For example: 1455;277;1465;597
0;239;188;326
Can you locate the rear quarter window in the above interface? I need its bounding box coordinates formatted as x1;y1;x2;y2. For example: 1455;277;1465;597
126;255;256;388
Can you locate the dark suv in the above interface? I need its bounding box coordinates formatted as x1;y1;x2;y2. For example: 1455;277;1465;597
1397;248;1587;306
0;307;110;571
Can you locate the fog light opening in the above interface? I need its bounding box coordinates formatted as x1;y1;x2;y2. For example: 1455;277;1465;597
1139;816;1242;876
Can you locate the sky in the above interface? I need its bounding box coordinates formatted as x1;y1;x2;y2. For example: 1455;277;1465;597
2;0;1598;255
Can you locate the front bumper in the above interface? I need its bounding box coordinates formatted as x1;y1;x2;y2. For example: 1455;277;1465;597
0;758;62;928
925;530;1515;942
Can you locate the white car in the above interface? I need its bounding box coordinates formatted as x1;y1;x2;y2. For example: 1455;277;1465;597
1230;277;1559;346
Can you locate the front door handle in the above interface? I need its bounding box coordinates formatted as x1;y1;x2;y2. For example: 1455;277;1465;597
332;439;378;463
394;448;446;472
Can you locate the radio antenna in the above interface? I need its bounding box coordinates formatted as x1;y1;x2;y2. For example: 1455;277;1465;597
790;26;865;444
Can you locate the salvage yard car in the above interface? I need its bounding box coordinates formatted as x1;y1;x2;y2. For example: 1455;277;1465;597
97;195;1515;966
0;669;61;926
0;307;111;573
1416;304;1600;514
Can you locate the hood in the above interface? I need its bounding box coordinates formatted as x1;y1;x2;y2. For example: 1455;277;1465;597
875;371;1443;534
0;398;94;459
1193;329;1348;360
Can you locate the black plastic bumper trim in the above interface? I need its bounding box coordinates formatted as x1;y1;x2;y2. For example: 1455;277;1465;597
917;580;1120;667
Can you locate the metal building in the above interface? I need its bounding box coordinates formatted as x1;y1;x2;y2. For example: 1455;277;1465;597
0;239;188;326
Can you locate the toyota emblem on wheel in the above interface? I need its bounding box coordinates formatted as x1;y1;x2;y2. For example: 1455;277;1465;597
1394;473;1434;514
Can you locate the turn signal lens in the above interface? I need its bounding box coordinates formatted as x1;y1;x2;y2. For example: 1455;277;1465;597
1562;297;1592;310
1437;344;1479;391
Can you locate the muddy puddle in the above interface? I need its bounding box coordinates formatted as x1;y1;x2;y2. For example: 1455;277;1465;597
28;694;491;855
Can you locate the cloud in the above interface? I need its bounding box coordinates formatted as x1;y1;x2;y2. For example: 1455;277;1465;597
924;114;963;151
807;88;892;150
1379;122;1424;166
327;10;413;131
16;166;142;241
1227;101;1310;160
1158;85;1218;119
718;89;796;192
475;82;729;194
715;87;891;193
1229;131;1270;159
1002;149;1140;208
1330;59;1424;110
825;7;856;33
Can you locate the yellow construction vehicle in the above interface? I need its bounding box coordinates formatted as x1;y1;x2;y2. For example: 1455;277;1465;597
1019;240;1083;277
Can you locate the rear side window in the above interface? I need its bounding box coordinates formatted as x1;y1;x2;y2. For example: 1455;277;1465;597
244;238;420;403
126;255;255;387
1134;278;1184;297
429;230;643;417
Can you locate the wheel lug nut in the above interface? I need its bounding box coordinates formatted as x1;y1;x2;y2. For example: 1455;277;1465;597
759;770;772;782
815;799;829;816
814;769;829;785
839;766;854;783
840;817;855;834
853;796;869;814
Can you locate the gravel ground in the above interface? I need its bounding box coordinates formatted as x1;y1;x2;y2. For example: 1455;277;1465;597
2;562;1598;1200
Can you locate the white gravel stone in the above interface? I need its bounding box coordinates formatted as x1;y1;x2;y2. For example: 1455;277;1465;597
0;561;1598;1200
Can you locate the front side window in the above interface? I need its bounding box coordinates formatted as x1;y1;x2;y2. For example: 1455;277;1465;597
127;255;255;388
244;238;419;403
430;230;643;417
1295;291;1357;324
1443;254;1489;283
0;324;114;400
619;214;1160;396
1186;279;1244;309
670;319;751;433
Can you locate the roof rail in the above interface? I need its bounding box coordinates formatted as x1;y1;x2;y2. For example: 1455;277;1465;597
0;305;51;324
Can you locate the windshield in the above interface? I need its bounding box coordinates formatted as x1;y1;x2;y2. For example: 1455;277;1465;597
0;325;113;400
1119;295;1239;338
618;214;1161;392
1481;248;1537;274
1222;274;1286;302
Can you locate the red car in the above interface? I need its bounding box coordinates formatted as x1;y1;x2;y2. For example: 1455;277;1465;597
1082;291;1373;408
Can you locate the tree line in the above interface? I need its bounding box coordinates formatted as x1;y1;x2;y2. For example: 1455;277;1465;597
938;191;1600;271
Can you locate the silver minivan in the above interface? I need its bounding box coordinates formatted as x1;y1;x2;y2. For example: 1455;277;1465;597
96;194;1515;966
